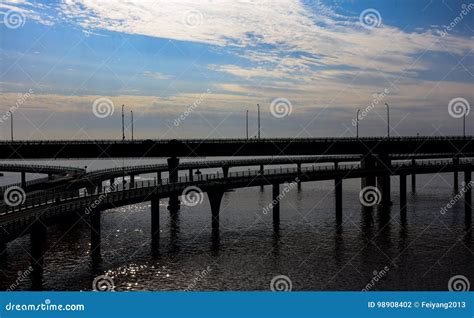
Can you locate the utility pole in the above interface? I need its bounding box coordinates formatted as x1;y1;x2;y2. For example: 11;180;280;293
463;112;466;138
131;110;134;141
385;103;390;138
10;111;13;141
246;110;249;140
356;108;360;139
122;104;125;141
257;104;260;140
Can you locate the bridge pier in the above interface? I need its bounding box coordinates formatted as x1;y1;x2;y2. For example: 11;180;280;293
151;197;160;246
90;209;101;260
411;159;416;192
376;155;392;207
260;165;264;190
130;174;135;188
208;190;225;231
361;155;376;188
400;174;407;220
167;157;180;214
453;157;459;192
272;183;280;229
335;178;342;224
157;171;162;184
222;165;229;179
189;169;193;181
30;221;47;290
465;170;472;223
21;171;26;189
297;163;302;190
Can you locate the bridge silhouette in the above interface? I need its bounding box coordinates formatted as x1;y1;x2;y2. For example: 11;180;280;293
0;136;473;289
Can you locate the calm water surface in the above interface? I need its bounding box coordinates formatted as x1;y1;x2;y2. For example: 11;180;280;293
0;158;472;291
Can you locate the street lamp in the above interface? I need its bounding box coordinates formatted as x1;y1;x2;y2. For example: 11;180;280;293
257;104;260;140
385;103;390;138
130;110;134;141
356;108;360;139
246;110;249;140
122;104;125;141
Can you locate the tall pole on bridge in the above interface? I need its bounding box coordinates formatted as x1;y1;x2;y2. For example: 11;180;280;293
257;103;260;140
356;108;360;139
246;110;249;140
463;113;466;138
385;103;390;138
131;110;134;141
10;111;13;141
122;104;125;141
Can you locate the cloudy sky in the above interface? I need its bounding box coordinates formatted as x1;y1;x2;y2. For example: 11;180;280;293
0;0;473;140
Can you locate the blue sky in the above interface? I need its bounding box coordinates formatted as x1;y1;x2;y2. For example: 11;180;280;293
0;0;473;139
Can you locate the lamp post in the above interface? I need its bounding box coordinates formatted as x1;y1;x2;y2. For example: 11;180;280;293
246;110;249;140
257;104;260;140
131;110;134;141
356;108;360;139
463;112;466;138
10;111;13;141
122;104;125;141
385;103;390;138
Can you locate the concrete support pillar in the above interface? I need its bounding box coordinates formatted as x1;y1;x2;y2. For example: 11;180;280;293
97;181;103;193
21;171;26;189
151;197;160;245
272;183;280;229
297;163;302;190
208;191;225;232
222;165;229;179
189;169;193;181
453;157;459;192
130;175;135;188
30;221;47;290
109;178;115;189
400;174;407;219
260;165;264;190
335;178;342;224
361;154;376;188
90;209;101;260
465;170;472;223
411;159;416;193
157;171;162;184
167;157;180;213
376;155;392;207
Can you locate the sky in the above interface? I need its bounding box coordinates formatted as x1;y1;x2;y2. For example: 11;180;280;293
0;0;473;140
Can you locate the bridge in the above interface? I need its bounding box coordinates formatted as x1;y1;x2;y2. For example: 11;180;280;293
0;157;472;257
1;136;473;158
0;163;84;194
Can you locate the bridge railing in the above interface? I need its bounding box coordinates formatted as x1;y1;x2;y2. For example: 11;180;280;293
0;135;472;145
